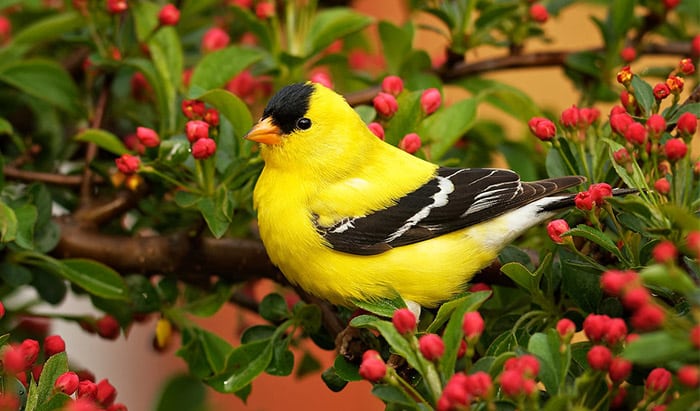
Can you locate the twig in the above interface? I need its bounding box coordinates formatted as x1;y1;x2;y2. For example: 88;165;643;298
2;167;102;186
80;76;112;202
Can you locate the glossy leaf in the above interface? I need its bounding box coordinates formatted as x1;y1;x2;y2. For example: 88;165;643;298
190;46;264;92
75;129;128;156
352;294;406;318
207;339;273;393
58;258;129;300
422;98;477;161
154;374;207;411
11;11;83;47
623;331;692;364
190;88;253;139
563;225;625;262
305;8;373;57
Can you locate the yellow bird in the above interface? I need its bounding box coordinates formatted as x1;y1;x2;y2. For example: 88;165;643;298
245;82;584;307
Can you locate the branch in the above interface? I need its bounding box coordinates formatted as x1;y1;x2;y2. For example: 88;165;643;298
2;167;103;186
344;41;692;106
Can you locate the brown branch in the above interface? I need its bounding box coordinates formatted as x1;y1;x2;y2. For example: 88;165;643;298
80;76;113;202
344;42;692;106
2;167;103;186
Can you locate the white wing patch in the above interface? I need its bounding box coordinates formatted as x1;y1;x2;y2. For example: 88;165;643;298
463;180;523;216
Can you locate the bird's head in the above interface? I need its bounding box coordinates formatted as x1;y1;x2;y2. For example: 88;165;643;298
245;82;376;176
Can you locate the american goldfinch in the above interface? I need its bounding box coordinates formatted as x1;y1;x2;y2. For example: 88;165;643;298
246;82;585;307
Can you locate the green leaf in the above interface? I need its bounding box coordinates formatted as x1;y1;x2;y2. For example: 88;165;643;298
266;343;294;376
200;330;234;375
0;201;17;243
296;351;322;378
378;21;413;73
603;138;648;190
527;330;567;395
558;248;602;313
259;293;290;322
155;374;207;411
427;291;491;334
371;384;416;408
351;294;406;318
305;8;373;57
13;203;37;249
422;98;477;161
384;91;422;145
631;75;654;116
623;331;692;364
126;275;161;313
350;315;425;374
0;262;33;286
149;26;183;132
333;355;362;382
184;282;234;317
0;59;81;115
321;367;349;392
74;128;128;156
640;264;696;294
198;196;231;239
35;352;68;405
501;262;538;292
11;11;83;47
459;78;539;121
207;339;273;393
190;88;253;139
124;58;173;133
31;267;67;305
57;258;128;300
294;303;322;334
190;46;264;92
563;225;624;262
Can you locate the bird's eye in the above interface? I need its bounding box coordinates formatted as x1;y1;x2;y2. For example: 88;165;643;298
296;117;312;130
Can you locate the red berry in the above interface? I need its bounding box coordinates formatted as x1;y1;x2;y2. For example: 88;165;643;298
686;231;700;257
587;345;612;371
373;92;398;117
645;367;672;393
690;325;700;349
609;357;633;383
255;2;275;19
465;371;493;399
547;219;570;244
136;126;160;148
0;16;11;45
418;334;445;361
652;240;677;263
309;71;332;89
55;371;80;395
392;308;416;335
201;27;230;53
96;315;120;340
622;286;651;310
556;318;576;340
620;47;636;62
44;335;66;357
601;270;638;296
630;304;665;331
158;4;180;26
192;137;217;160
399;133;422;154
528;117;556;141
624;122;647;145
499;369;526;397
646;114;666;139
462;311;484;340
583;314;610;343
381;75;404;96
96;379;117;406
610;112;634;135
106;0;128;14
420;88;442;115
529;3;548;23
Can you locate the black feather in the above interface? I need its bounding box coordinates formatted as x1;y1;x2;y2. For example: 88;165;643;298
262;83;314;134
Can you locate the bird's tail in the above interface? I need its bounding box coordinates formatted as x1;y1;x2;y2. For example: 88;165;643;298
539;188;638;212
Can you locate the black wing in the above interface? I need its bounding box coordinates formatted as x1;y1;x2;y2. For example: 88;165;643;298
315;167;584;255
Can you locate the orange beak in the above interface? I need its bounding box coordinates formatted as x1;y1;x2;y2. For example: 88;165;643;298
244;117;283;145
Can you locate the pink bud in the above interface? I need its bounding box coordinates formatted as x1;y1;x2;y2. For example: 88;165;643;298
653;178;670;195
398;133;422;154
624;122;647;145
115;154;140;175
420;88;441;114
186;120;210;142
201;27;230;53
106;0;128;14
546;219;570;244
392;308;416;334
620;47;636;62
158;4;180;26
192;137;217;159
676;112;697;136
44;335;66;357
587;345;612;371
646;368;672;393
418;334;445;361
368;122;385;140
135;126;160;148
96;378;117;406
652;240;677;263
373;92;398;117
358;350;386;382
556;318;576;341
462;311;484;340
528;117;556;141
529;3;548;23
381;75;404;96
55;372;80;395
664;138;687;161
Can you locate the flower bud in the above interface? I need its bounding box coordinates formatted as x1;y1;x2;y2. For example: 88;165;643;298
666;75;684;94
653;83;671;100
587;345;612;371
442;373;470;405
620;90;636;112
579;107;600;126
663;0;679;9
0;16;11;45
616;66;632;86
158;4;180;26
678;365;699;388
0;301;4;319
604;318;628;346
420;88;442;114
528;117;556;141
686;231;700;257
96;378;117;406
381;75;404;96
96;315;120;340
309;71;333;89
692;325;700;349
645;367;672;393
676;112;698;136
546;219;569;244
106;0;128;14
462;311;484;340
2;344;26;373
610;112;633;135
678;58;695;75
418;334;445;361
136;127;160;148
574;191;593;210
358;350;386;382
201;27;230;53
631;304;665;331
203;108;220;127
368;122;385;140
399;133;422;154
583;314;610;343
181;99;206;119
556;318;576;341
663;138;687;161
601;270;638;296
652;240;677;263
589;183;612;205
115;154;140;175
255;2;275;19
186;120;210;142
608;357;633;383
559;105;580;129
613;148;631;165
499;370;526;397
465;371;493;399
392;308;416;335
55;371;80;395
373;92;398;117
693;35;700;56
646;114;666;139
192;137;217;160
653;178;670;195
44;335;66;357
529;3;548;23
620;47;636;62
624;122;647;145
